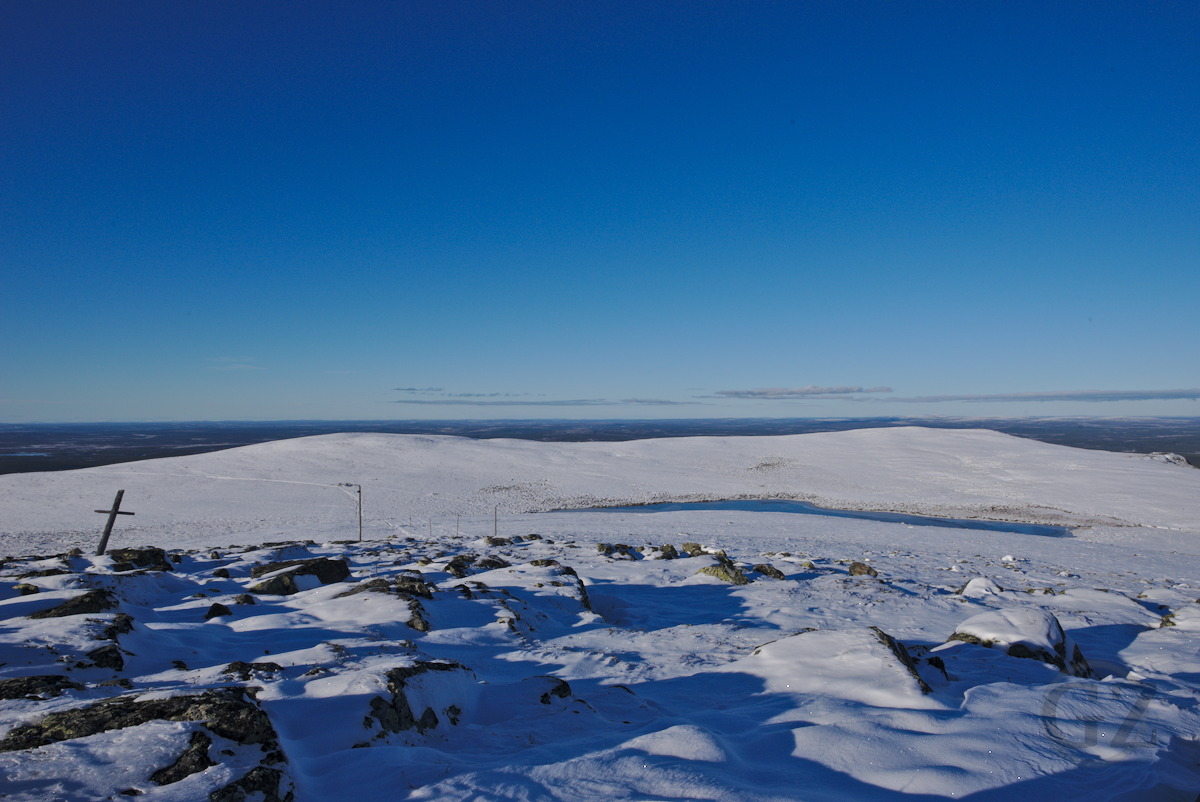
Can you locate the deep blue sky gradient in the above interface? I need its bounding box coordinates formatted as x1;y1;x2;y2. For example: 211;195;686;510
3;1;1198;421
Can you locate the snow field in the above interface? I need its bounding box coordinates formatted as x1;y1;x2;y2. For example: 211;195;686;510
0;428;1198;800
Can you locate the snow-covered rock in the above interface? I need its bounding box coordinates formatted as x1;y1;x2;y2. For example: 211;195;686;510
948;607;1093;677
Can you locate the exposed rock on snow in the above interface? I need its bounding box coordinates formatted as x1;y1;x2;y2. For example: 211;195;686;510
149;729;215;785
248;557;350;595
0;674;82;700
694;556;751;585
28;589;117;619
367;661;474;735
106;547;173;573
0;686;280;751
847;560;878;577
752;562;786;579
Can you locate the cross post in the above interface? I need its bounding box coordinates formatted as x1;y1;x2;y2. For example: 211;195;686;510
94;490;135;556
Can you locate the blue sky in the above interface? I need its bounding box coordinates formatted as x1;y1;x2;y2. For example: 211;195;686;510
2;1;1198;422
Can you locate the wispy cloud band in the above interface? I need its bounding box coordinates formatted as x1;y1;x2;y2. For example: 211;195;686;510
394;398;611;407
877;389;1200;404
713;386;893;399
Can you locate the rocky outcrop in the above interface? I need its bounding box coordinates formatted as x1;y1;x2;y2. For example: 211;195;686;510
28;590;117;619
0;674;83;700
108;547;174;573
0;687;279;752
248;558;350;595
367;661;472;735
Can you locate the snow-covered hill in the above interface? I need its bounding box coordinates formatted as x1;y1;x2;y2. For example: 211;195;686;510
1;428;1198;800
1;427;1197;556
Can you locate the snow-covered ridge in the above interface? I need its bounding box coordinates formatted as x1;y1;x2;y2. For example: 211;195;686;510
1;427;1197;555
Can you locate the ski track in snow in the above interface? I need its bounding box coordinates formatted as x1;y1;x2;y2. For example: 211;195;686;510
0;427;1198;800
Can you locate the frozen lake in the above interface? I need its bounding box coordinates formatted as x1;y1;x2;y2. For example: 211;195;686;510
572;498;1073;536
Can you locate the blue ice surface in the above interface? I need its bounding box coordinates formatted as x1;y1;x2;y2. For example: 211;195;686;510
565;498;1072;537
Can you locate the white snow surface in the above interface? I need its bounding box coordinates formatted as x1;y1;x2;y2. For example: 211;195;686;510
1;427;1199;800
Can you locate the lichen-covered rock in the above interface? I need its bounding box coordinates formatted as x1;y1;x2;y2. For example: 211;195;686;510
680;542;705;557
656;544;679;560
0;674;83;700
474;556;510;570
108;547;173;573
0;687;279;752
596;543;638;559
753;563;786;580
249;574;299;595
848;561;878;577
395;571;433;599
444;555;474;579
29;590;118;619
408;603;431;632
13;583;39;596
696;559;750;586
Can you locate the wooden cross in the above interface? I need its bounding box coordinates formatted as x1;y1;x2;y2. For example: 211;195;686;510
94;489;135;556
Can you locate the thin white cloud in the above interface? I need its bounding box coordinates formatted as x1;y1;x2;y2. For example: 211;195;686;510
712;386;893;400
872;389;1200;404
621;398;704;406
207;357;264;371
393;398;611;407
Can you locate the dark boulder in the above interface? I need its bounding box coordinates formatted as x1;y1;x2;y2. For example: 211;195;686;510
84;644;125;671
754;563;786;580
29;590;117;619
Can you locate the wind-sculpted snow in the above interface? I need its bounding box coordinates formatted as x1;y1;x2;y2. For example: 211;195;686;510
0;428;1198;799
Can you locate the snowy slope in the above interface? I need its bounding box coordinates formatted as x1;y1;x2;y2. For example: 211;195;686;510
1;427;1197;556
1;428;1199;801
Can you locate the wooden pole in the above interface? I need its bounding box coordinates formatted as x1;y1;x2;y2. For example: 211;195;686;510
94;490;135;556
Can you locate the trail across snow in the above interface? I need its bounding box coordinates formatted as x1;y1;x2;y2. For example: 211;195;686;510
1;427;1198;800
